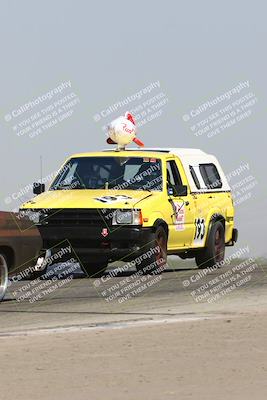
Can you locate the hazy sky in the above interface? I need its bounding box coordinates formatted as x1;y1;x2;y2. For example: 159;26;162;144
0;0;266;256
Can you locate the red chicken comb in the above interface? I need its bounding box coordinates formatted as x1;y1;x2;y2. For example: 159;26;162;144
125;112;135;125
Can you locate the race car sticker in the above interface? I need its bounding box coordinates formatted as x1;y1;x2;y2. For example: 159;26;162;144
94;195;132;204
193;218;205;245
173;201;185;231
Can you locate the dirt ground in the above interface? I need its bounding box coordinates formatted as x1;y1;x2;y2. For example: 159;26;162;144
1;312;267;400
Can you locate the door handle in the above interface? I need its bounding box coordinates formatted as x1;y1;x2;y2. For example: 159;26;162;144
185;201;190;206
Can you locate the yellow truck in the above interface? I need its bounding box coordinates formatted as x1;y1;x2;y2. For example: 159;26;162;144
20;148;238;277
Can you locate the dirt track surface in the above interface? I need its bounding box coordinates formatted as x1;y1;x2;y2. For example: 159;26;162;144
1;260;267;399
1;313;267;400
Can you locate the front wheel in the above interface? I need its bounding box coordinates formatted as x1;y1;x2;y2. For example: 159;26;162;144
195;221;225;269
0;253;9;301
136;225;168;275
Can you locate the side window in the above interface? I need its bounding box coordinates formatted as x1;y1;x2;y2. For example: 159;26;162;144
167;160;183;186
199;163;222;189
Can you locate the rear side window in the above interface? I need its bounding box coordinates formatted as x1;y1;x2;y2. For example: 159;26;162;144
199;163;222;189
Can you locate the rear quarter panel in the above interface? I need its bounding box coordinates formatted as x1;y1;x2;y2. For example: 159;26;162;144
192;192;235;247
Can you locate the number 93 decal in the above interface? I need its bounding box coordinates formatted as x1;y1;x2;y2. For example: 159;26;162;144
194;218;205;244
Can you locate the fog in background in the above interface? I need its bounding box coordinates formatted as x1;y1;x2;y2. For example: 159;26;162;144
0;0;266;256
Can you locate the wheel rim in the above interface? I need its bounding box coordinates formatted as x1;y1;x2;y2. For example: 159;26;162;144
0;255;8;301
155;229;167;268
214;228;225;262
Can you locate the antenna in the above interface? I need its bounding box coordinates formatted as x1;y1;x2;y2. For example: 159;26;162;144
40;156;43;184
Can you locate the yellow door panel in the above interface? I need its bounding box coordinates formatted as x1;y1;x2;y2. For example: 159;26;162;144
167;195;196;248
165;158;196;249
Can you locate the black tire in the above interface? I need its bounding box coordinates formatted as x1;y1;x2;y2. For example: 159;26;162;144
0;253;9;301
81;261;108;278
195;221;225;269
136;225;168;275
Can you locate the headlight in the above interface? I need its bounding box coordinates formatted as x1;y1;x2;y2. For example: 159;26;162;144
112;209;143;225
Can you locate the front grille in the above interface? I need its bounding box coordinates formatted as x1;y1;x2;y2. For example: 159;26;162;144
40;209;114;227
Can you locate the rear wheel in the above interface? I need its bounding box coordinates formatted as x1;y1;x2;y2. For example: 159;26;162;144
0;253;8;301
136;225;168;275
195;221;225;269
81;261;108;278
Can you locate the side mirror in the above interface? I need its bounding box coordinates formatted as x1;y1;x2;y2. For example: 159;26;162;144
33;183;45;195
168;184;188;197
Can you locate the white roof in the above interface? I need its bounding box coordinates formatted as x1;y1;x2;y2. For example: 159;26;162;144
139;147;206;155
123;147;206;156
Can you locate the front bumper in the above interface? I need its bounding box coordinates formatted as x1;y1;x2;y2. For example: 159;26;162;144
37;224;154;262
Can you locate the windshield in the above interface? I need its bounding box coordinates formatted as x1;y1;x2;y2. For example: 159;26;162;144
51;156;163;191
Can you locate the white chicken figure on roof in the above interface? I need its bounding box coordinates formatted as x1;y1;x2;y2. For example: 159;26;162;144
107;112;144;150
